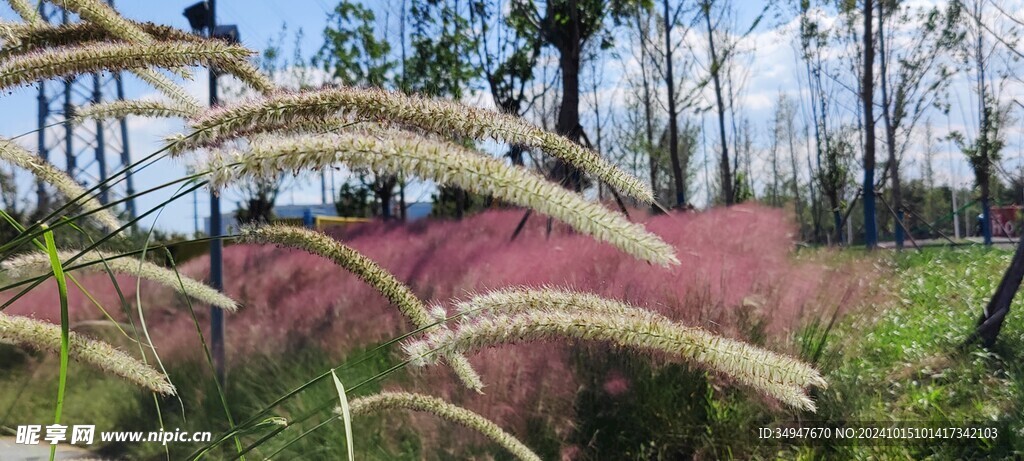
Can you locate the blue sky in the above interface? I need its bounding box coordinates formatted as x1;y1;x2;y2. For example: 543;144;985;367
0;1;337;235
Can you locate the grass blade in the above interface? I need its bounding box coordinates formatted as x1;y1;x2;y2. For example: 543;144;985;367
331;371;355;461
42;224;69;461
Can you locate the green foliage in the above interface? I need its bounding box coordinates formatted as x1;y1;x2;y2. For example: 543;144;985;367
571;348;710;459
948;100;1010;188
234;184;276;225
335;182;375;218
430;185;488;219
402;0;480;98
804;248;1024;459
316;1;393;87
510;0;647;51
0;344;408;460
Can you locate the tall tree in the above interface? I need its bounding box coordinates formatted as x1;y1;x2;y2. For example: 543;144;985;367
317;1;398;219
661;0;686;207
510;0;641;192
630;0;692;208
768;97;782;207
626;4;667;211
701;0;734;204
861;0;878;248
877;0;960;248
947;0;1015;246
319;0;479;220
922;120;936;224
796;0;833;242
470;0;542;166
405;0;482;219
784;100;804;234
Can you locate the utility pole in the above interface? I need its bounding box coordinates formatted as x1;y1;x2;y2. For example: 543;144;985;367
206;0;225;386
185;0;237;385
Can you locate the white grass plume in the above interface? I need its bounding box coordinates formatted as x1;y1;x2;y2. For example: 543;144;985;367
237;224;482;391
43;0;156;45
346;392;540;461
0;21;200;55
0;138;121;231
0;22;203;110
405;308;825;412
198;131;678;266
0;40;261;93
7;0;41;24
0;312;175;394
1;250;238;312
130;69;202;112
73;99;198;124
168;87;652;203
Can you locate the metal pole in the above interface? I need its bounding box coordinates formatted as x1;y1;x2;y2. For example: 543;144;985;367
207;0;226;385
63;81;75;177
114;73;136;220
321;171;327;205
93;74;109;205
37;81;50;211
953;186;961;239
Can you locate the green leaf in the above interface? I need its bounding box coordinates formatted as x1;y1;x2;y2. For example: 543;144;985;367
43;224;69;461
331;370;355;461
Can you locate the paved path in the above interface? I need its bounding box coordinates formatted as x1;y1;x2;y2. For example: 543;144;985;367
876;236;1018;249
0;437;101;460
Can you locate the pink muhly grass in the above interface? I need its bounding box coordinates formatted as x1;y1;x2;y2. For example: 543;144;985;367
0;204;882;442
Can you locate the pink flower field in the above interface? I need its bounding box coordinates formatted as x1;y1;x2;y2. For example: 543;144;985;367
2;204;883;453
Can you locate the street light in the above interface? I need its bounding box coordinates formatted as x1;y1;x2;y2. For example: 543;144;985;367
183;0;238;385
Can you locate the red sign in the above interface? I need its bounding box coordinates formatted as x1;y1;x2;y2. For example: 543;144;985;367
991;206;1022;238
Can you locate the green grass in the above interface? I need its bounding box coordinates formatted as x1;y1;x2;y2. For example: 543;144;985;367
792;247;1024;460
0;345;424;460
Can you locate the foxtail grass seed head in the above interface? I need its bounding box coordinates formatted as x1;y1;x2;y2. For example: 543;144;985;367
41;0;197;80
73;99;199;124
170;87;652;202
0;21;200;58
0;313;175;394
237;224;482;391
404;309;825;411
456;286;667;321
0;40;256;92
1;250;238;312
346;392;540;461
130;68;202;112
0;22;202;108
428;304;448;322
0;138;121;231
7;0;41;24
239;225;432;325
45;0;155;45
201;132;678;266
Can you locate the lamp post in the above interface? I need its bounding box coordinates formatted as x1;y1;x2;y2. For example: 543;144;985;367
184;0;238;385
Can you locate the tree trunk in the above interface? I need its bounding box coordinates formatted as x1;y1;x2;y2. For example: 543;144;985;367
981;171;992;244
788;105;805;236
664;0;685;207
399;176;407;221
376;175;396;220
641;54;658;212
974;236;1024;347
703;1;732;205
862;0;878;249
554;44;583;192
974;4;991;248
878;0;903;249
